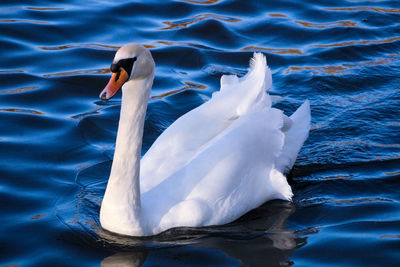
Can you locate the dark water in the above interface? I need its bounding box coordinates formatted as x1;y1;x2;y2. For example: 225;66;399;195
1;0;400;266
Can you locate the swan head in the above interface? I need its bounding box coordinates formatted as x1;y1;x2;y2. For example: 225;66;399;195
100;43;155;101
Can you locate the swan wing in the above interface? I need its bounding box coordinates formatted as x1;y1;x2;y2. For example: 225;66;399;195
140;53;273;192
275;100;311;173
141;108;293;233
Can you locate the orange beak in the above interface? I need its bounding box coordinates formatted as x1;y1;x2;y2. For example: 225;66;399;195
99;68;129;101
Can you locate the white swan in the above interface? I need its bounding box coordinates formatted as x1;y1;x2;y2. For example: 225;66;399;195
98;43;311;236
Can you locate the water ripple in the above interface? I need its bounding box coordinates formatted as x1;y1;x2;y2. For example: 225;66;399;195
177;0;220;5
242;46;307;55
286;54;399;75
160;13;241;30
0;69;25;74
0;86;39;95
26;7;64;11
268;13;288;18
295;20;357;29
1;0;400;266
385;170;400;176
151;81;207;99
43;68;110;78
312;36;400;48
38;43;120;51
0;19;50;24
155;40;217;50
325;6;400;14
300;197;395;207
0;108;44;115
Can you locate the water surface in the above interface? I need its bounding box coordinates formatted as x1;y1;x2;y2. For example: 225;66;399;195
1;0;400;266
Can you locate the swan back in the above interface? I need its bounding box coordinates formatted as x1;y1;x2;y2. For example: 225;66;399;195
140;53;274;193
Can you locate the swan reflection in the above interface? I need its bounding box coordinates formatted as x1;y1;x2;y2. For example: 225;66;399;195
101;252;147;267
100;200;299;266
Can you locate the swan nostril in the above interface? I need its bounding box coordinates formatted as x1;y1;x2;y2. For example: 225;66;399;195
101;91;108;101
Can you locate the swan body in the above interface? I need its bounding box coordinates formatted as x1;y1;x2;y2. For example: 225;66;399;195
99;44;311;236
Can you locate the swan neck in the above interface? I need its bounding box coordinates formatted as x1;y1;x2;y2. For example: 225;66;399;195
100;76;153;235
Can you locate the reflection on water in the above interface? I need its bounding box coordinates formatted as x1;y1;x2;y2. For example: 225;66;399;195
0;19;50;24
295;20;357;29
385;170;400;176
312;36;400;48
325;6;400;14
96;201;298;266
1;0;400;265
26;7;64;11
101;252;147;267
242;46;306;56
299;196;394;207
194;202;298;266
38;44;120;51
177;0;220;5
268;13;287;18
0;108;44;115
30;213;47;220
286;55;399;75
43;68;110;78
151;81;206;99
0;85;39;95
0;69;24;73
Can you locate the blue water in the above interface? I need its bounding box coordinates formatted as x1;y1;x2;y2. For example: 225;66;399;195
1;0;400;266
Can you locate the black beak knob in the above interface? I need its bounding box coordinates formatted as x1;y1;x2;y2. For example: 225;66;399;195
100;91;108;102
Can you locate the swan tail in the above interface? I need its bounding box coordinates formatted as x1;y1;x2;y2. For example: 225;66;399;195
214;53;272;117
248;52;272;92
276;100;311;173
269;168;293;201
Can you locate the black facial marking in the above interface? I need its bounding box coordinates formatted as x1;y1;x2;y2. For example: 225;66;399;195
114;70;121;82
110;62;119;73
110;57;137;77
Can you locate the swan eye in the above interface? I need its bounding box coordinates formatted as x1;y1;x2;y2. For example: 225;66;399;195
110;57;137;77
